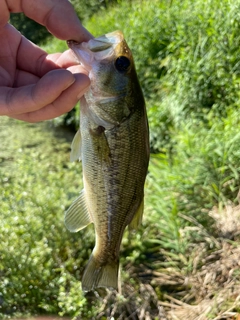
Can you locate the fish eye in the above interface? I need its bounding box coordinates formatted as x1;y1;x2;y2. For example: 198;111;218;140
115;56;131;72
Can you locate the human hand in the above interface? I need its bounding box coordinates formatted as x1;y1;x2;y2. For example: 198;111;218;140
0;0;93;122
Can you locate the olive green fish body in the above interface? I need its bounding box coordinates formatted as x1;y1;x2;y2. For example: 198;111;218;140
65;31;149;291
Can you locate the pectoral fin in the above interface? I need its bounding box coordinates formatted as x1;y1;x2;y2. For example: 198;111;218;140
90;126;111;166
128;199;144;231
65;190;92;232
70;129;82;162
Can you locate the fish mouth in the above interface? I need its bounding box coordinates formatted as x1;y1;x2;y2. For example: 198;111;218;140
67;31;124;71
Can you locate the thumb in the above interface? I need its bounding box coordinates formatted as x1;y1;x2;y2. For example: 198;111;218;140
0;69;76;116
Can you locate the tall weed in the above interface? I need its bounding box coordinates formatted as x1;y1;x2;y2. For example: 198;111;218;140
148;109;240;228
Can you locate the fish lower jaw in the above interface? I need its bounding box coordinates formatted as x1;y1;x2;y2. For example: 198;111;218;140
87;89;127;105
92;95;122;104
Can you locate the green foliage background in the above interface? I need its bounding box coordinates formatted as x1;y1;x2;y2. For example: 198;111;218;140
10;14;50;44
2;0;240;318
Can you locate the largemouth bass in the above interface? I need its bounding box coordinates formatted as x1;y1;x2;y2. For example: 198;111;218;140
65;31;149;291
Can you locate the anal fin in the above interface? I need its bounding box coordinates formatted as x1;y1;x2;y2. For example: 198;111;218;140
65;190;92;232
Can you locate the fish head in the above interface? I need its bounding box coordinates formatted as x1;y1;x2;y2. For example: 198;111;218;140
68;30;133;92
68;31;143;127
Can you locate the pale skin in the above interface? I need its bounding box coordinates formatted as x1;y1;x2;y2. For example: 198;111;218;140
0;0;93;122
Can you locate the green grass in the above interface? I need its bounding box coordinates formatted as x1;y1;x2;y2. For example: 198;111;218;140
0;118;95;317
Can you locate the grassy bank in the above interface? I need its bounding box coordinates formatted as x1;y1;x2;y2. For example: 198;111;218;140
1;116;240;319
0;118;91;317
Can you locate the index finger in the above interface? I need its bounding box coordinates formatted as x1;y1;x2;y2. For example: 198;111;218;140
1;0;92;42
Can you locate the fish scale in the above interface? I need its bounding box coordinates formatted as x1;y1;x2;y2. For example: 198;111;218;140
65;30;149;291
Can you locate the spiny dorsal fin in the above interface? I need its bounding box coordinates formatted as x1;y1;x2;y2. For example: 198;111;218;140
128;199;144;231
65;190;92;232
70;129;82;162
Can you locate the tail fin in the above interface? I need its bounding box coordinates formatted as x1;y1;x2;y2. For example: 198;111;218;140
81;254;119;292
